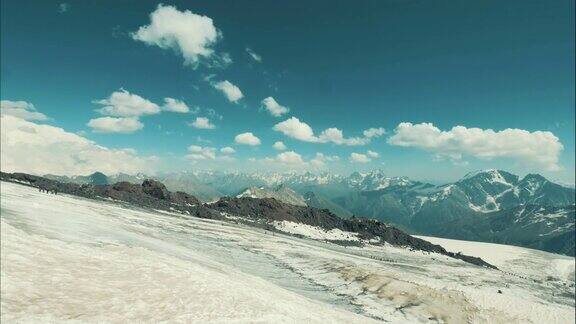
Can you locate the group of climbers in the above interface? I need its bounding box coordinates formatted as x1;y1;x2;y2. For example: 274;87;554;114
38;186;58;195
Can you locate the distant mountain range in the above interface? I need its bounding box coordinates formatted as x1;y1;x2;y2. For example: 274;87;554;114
237;184;307;207
44;169;575;255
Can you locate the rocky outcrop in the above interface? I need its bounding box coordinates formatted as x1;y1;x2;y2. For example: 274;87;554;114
211;197;496;269
141;179;170;200
0;172;202;215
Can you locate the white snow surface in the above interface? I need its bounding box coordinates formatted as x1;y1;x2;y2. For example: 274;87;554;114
1;181;575;323
416;236;575;283
272;221;359;241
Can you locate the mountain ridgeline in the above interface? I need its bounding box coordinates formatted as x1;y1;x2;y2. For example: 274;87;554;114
0;171;495;269
41;169;575;256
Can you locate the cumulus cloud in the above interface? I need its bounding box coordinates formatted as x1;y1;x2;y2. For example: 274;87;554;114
310;153;339;167
162;98;190;113
234;132;261;146
388;122;564;171
186;145;216;160
90;90;192;133
318;128;369;146
350;152;371;163
220;146;236;154
273;117;381;146
213;80;243;103
132;4;222;67
273;117;317;142
276;151;305;164
186;145;235;162
246;47;262;62
363;127;386;138
87;117;144;134
273;141;287;151
367;150;379;158
94;89;160;117
1;115;155;176
1;100;49;121
188;117;215;129
262;97;289;117
254;151;340;171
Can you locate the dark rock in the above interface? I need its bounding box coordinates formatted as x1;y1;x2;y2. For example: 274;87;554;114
170;191;200;205
141;179;170;200
211;197;497;269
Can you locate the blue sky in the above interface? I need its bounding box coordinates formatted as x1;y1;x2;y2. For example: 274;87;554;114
1;0;574;183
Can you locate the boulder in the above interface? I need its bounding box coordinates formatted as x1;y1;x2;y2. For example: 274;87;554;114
141;179;170;200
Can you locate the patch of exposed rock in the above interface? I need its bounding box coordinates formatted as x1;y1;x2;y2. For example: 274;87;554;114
211;197;496;269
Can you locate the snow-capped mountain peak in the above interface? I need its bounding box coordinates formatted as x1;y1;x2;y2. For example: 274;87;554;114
237;185;307;206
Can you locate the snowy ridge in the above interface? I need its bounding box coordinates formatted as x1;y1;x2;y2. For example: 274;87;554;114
272;221;359;241
236;185;307;206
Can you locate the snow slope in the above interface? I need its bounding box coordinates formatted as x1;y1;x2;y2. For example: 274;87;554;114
272;220;360;241
1;181;574;323
417;236;575;282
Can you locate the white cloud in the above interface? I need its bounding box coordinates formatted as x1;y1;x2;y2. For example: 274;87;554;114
234;132;261;146
255;151;340;170
275;151;305;165
162;98;190;113
367;150;379;158
87;117;144;134
188;117;215;129
350;153;371;163
310;157;324;167
1;100;48;121
220;146;236;154
1;115;155;176
273;117;379;146
310;153;339;167
388;122;564;171
186;145;235;162
272;117;318;142
213;80;243;103
363;127;386;138
246;47;262;62
132;4;222;67
262;97;289;117
94;89;160;117
186;145;216;160
318;128;369;146
273;141;287;151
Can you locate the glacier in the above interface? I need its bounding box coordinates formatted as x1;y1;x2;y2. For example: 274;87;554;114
1;181;574;323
